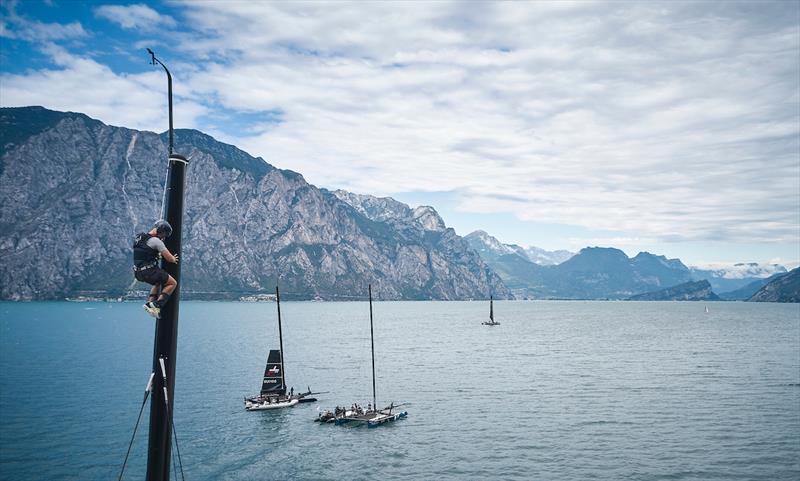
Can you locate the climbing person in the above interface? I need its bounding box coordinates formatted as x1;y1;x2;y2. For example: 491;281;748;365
133;220;179;318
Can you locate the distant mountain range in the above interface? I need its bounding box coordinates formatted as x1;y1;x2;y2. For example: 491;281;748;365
464;229;794;301
464;230;574;265
0;107;508;301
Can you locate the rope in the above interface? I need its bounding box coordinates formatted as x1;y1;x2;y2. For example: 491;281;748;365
170;407;186;481
117;373;154;481
159;357;186;481
158;156;170;220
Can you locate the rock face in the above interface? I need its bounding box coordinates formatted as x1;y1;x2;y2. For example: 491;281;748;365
0;106;509;300
627;280;720;301
748;268;800;303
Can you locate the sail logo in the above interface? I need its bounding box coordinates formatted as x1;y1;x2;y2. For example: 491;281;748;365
267;366;280;375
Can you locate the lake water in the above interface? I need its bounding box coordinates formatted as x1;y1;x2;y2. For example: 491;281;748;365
0;300;798;480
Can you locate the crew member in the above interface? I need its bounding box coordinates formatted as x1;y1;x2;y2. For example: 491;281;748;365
133;220;179;318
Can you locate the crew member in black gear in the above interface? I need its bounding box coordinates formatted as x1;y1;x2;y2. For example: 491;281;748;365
133;220;179;318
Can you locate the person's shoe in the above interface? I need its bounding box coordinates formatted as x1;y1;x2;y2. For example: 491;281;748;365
143;302;161;318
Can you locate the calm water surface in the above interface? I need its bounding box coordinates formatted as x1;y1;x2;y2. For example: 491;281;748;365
1;301;798;480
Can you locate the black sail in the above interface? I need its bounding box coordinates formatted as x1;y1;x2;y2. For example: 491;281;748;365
261;349;286;396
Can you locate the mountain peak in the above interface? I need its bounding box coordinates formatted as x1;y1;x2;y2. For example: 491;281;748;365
166;128;274;180
412;205;446;232
1;106;102;157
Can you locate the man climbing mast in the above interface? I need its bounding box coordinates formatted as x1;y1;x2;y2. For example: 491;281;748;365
133;219;179;318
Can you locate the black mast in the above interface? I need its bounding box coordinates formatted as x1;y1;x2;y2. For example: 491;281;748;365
146;49;188;481
369;284;376;410
147;48;174;155
276;285;286;394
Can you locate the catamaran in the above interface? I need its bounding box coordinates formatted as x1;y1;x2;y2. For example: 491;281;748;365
315;285;407;427
482;295;500;326
244;285;320;411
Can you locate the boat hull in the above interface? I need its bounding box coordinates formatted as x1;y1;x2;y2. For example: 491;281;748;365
245;398;299;411
367;410;408;427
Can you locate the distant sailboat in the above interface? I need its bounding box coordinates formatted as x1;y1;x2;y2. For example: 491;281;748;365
482;295;500;326
315;285;407;427
244;285;320;411
705;306;709;314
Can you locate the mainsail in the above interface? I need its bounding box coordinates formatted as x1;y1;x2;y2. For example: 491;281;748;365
260;349;286;396
489;295;494;323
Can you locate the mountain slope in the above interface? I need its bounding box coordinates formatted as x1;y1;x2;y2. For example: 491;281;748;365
747;268;800;303
0;106;509;300
718;272;788;300
627;280;720;301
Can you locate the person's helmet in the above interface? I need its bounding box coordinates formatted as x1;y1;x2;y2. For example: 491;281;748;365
154;219;173;238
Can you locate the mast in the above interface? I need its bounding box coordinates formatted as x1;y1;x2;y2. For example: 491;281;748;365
369;284;376;410
145;49;187;481
490;295;494;323
276;284;286;393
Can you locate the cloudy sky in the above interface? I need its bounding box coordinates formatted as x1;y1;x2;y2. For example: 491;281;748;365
1;1;798;268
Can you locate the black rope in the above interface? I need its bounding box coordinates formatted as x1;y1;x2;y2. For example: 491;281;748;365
163;394;186;481
117;389;151;481
171;412;186;481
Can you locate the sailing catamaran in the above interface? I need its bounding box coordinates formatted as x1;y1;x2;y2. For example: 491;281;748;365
315;285;407;427
244;285;320;411
482;295;500;326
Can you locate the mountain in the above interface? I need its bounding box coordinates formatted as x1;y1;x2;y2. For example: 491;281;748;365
537;248;693;299
627;280;720;301
522;246;575;266
463;230;574;265
466;230;696;299
747;268;800;302
0;106;509;301
718;272;788;300
464;231;549;298
463;230;521;262
690;263;788;294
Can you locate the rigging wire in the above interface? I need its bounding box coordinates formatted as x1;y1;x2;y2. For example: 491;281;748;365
159;357;186;481
158;156;170;220
169;405;186;481
117;373;154;481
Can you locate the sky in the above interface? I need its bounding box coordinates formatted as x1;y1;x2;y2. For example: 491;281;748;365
1;0;798;268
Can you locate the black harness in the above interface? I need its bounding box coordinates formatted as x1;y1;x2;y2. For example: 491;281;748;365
133;232;160;270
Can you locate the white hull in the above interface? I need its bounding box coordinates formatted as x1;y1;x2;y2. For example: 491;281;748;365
245;398;299;411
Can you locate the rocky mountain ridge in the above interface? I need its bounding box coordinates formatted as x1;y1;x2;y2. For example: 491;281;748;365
464;230;574;265
466;228;793;301
748;268;800;302
0;106;509;301
627;280;720;301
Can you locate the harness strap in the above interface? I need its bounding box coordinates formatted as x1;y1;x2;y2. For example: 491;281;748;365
133;262;158;272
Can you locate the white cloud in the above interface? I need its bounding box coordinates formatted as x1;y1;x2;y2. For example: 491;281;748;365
0;0;87;42
3;1;799;250
94;3;176;31
0;43;206;133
